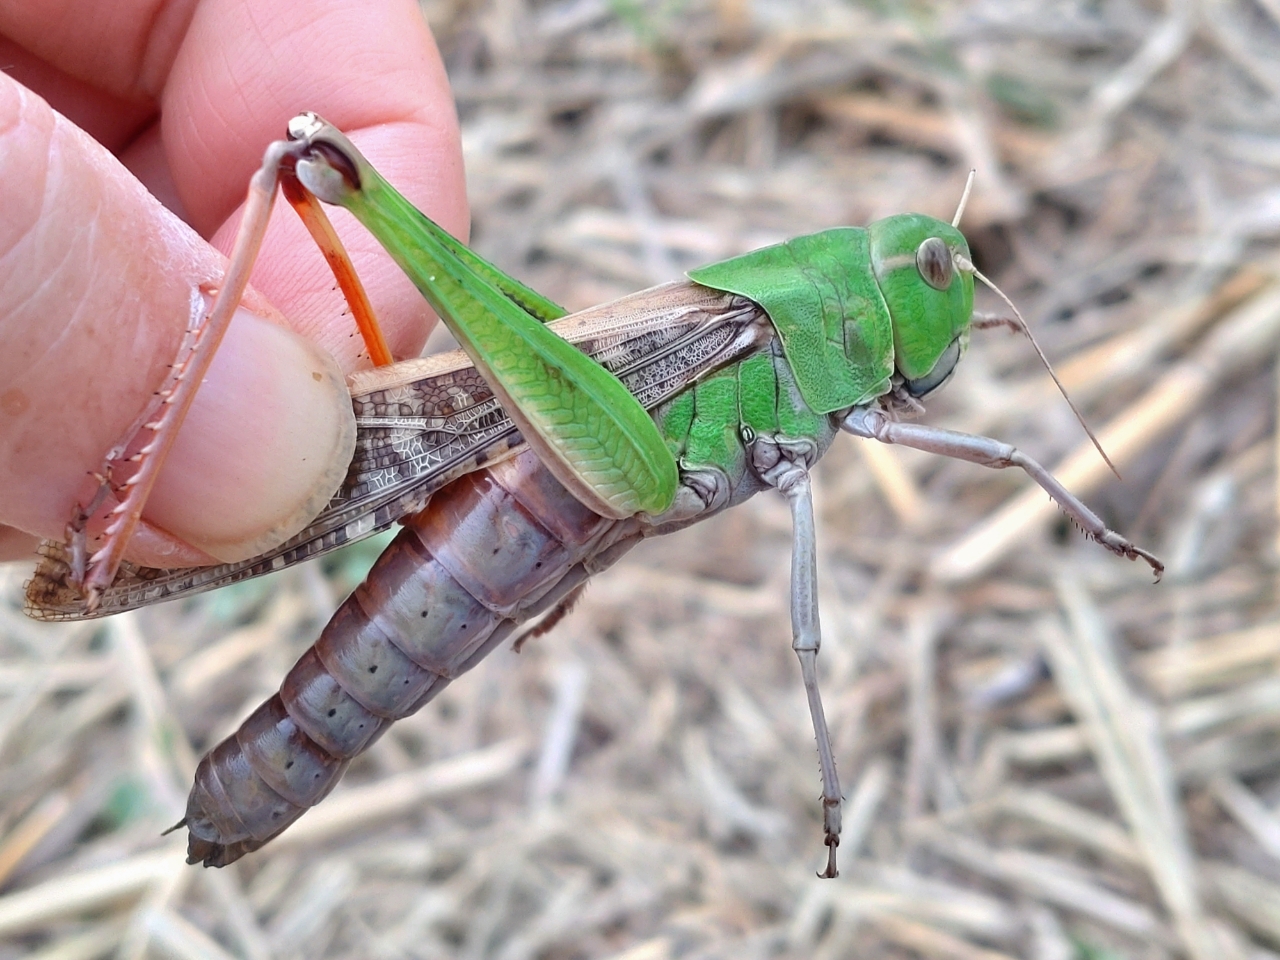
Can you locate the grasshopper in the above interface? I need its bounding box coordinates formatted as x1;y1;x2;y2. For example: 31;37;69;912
26;114;1161;872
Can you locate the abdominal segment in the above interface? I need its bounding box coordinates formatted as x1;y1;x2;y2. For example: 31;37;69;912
181;451;639;866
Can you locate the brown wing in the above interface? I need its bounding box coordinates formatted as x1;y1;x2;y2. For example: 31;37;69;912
24;281;770;621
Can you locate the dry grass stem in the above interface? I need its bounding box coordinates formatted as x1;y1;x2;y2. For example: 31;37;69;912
6;1;1280;956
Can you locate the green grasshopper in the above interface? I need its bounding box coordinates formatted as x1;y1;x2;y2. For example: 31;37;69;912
26;114;1161;872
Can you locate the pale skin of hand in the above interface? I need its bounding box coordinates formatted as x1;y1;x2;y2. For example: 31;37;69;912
0;0;467;570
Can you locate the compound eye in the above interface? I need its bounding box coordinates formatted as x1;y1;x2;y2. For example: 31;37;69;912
904;337;961;398
916;237;954;291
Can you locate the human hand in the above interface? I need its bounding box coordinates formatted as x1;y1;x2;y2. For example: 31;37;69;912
0;0;467;569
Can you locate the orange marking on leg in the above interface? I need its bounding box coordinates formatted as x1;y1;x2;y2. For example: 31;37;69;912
281;175;395;367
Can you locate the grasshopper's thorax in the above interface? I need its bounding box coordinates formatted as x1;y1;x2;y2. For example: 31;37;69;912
687;215;976;420
867;214;974;398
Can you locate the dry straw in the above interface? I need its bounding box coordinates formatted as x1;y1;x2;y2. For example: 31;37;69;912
5;0;1280;957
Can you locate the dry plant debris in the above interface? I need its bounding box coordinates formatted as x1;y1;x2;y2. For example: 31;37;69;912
5;0;1280;957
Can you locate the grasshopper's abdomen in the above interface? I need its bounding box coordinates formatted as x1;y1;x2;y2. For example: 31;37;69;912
184;450;641;866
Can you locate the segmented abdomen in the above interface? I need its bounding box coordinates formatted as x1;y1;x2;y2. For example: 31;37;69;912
183;450;640;866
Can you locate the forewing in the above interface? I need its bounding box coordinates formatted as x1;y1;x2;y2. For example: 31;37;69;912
25;281;770;621
25;360;519;621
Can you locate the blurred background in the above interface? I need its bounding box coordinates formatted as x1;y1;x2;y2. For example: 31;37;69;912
4;0;1280;957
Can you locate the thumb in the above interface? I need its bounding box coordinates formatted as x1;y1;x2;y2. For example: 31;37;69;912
0;78;355;567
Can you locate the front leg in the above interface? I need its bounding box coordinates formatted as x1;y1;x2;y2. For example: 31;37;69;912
841;407;1163;578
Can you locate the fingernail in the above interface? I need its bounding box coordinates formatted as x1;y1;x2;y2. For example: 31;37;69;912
142;304;356;563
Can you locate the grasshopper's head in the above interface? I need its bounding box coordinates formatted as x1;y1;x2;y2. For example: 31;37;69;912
867;214;974;399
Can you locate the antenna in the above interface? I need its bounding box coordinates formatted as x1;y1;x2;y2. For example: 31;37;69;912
955;253;1121;479
952;169;976;228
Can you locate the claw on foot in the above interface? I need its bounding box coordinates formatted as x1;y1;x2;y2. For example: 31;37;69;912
1095;530;1164;581
819;838;839;879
